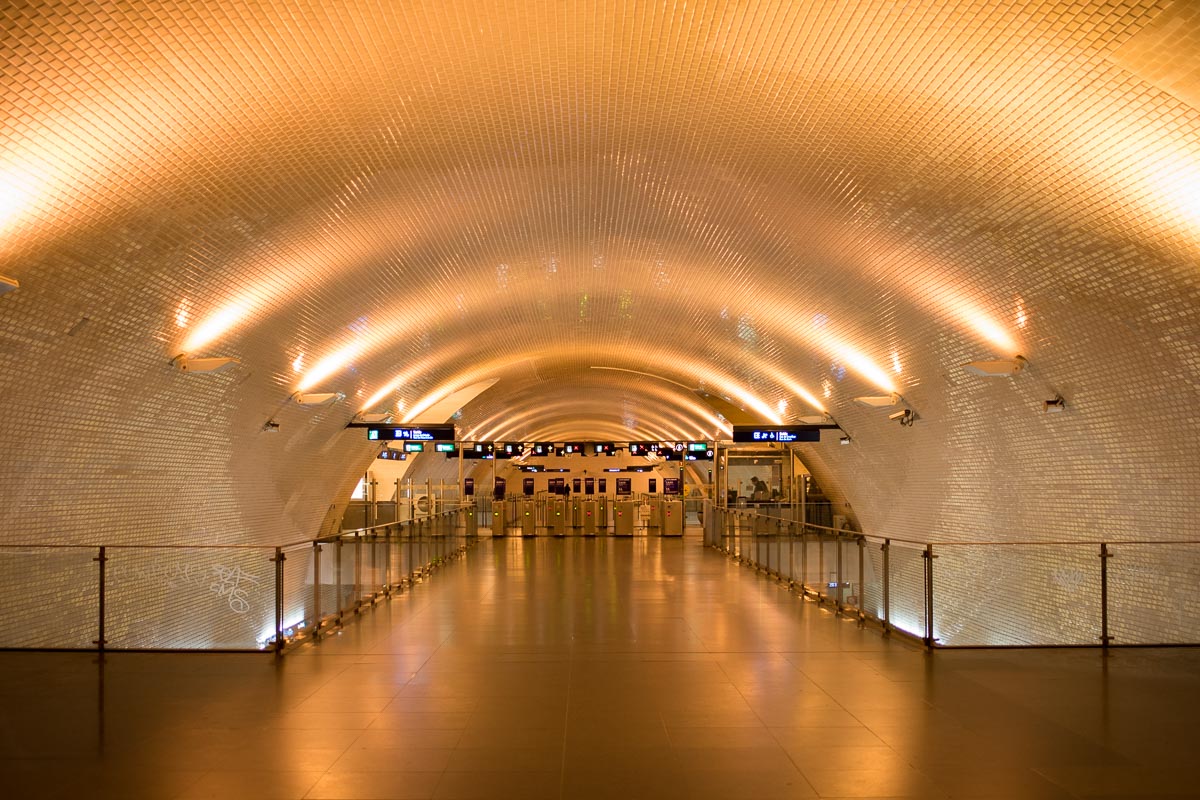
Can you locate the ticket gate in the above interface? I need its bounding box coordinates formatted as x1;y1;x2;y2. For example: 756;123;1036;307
661;499;684;536
570;499;584;532
492;500;508;537
465;504;479;537
581;500;598;535
614;501;636;536
597;498;609;532
646;498;663;533
547;498;567;536
520;499;537;537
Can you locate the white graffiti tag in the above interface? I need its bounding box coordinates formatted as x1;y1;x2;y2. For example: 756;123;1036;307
210;565;260;614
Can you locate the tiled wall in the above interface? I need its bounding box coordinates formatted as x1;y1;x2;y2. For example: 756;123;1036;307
1;1;1198;644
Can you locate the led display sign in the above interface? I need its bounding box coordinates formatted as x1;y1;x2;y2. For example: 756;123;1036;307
493;477;506;500
688;442;709;452
435;443;457;453
529;442;553;456
592;443;615;455
561;443;586;454
648;478;657;493
523;477;535;496
404;442;425;452
598;478;607;493
731;425;822;443
572;478;582;493
463;478;474;497
627;442;660;456
365;424;455;441
377;449;406;460
663;478;681;495
615;478;632;496
584;477;595;495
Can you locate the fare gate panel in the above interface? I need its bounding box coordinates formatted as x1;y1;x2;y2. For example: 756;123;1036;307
582;500;598;535
614;501;636;536
661;500;684;536
520;500;537;537
492;500;508;537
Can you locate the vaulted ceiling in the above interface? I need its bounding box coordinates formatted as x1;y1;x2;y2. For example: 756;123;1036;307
2;1;1198;546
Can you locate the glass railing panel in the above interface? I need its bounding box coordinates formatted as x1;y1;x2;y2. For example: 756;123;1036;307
0;547;97;648
106;547;273;650
281;544;314;640
1108;544;1200;645
932;544;1099;646
861;541;885;621
887;542;927;640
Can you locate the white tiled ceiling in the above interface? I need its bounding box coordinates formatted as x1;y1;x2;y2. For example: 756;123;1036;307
1;0;1198;565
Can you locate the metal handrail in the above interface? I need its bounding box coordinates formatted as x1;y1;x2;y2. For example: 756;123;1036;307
702;500;1200;649
0;505;482;655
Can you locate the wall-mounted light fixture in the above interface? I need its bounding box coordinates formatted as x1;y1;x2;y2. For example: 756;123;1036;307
839;435;852;445
962;355;1027;377
0;274;18;296
1044;395;1066;413
171;354;241;373
888;408;917;427
293;392;344;406
853;393;900;408
353;411;394;423
261;420;281;433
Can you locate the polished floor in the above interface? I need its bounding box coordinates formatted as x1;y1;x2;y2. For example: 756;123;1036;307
2;532;1199;799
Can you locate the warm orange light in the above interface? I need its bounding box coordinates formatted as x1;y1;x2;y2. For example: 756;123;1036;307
297;341;365;391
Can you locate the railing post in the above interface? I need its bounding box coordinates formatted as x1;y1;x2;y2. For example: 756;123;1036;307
801;525;809;595
335;538;344;619
383;525;392;596
272;547;285;655
93;546;107;653
353;533;363;613
857;536;865;625
312;542;322;639
922;544;936;648
1100;543;1112;647
818;531;826;601
882;539;891;634
835;533;845;613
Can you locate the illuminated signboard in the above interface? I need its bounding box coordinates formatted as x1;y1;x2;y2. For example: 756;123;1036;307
529;442;553;456
377;449;406;460
628;442;660;456
463;442;494;459
523;477;535;496
648;478;657;493
561;443;586;455
404;442;425;453
436;442;457;453
584;477;595;495
598;478;607;493
659;450;683;461
688;442;709;452
592;443;615;455
615;478;632;496
663;478;681;495
572;478;582;493
731;425;822;443
685;448;714;461
365;424;455;441
463;478;474;497
493;477;506;500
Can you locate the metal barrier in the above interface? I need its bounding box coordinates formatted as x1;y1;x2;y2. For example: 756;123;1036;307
0;506;480;654
701;501;1200;648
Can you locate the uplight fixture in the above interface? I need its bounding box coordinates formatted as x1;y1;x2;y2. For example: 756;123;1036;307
852;393;900;408
171;354;241;373
962;355;1028;377
0;274;18;295
292;392;345;406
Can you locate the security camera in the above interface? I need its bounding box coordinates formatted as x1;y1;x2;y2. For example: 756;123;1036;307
888;410;908;422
